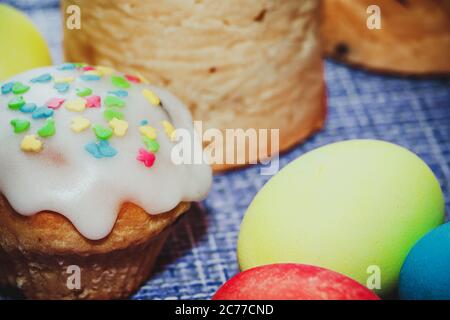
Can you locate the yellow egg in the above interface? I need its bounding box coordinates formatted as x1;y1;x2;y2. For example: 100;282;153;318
238;140;445;296
0;4;52;80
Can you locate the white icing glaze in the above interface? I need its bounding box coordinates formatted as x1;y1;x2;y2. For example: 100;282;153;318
0;65;212;240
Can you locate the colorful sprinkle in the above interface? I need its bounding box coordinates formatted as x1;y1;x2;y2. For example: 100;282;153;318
93;124;113;140
71;116;91;133
57;63;76;70
32;107;54;119
37;118;56;138
111;75;130;88
109;118;128;137
80;74;101;81
21;135;43;153
76;87;92;97
85;140;117;159
54;77;74;83
140;120;149;125
162;120;176;141
20;103;37;113
31;73;52;83
105;95;125;108
82;66;95;71
125;74;141;83
136;73;150;84
10;119;31;133
12;82;30;95
8;96;25;110
86;95;101;108
1;82;15;94
142;136;160;153
139;125;157;140
108;90;128;97
47;97;65;110
142;88;160;105
65;98;86;112
84;70;102;77
137;148;156;168
104;108;124;121
54;82;70;93
96;66;115;76
98;141;117;157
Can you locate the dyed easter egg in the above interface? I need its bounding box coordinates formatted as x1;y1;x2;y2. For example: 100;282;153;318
238;140;445;296
0;4;51;80
213;264;379;300
399;222;450;300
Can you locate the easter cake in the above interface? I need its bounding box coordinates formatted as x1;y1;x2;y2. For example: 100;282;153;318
0;64;212;299
62;0;327;171
321;0;450;75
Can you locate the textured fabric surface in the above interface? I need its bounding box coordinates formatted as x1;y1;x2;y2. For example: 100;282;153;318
0;1;449;300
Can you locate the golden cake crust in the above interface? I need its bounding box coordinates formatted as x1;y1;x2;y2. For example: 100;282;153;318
321;0;450;75
0;195;190;299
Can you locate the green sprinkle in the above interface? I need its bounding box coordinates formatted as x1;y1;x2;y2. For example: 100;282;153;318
111;75;130;89
12;82;30;95
93;124;113;140
104;108;124;121
105;95;125;108
10;119;30;133
8;96;25;110
76;87;93;97
142;136;160;153
37;118;56;138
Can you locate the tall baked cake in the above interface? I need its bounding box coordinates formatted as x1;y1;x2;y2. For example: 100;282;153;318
63;0;327;170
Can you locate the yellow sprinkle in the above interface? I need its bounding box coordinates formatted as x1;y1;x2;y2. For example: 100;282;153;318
136;72;150;84
142;89;160;106
65;98;86;112
109;118;129;137
139;125;157;140
21;135;43;153
162;120;176;141
96;66;115;76
71;116;91;133
54;77;74;83
84;70;102;77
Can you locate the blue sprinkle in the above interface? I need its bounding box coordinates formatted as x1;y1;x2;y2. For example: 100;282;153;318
85;140;117;159
54;82;70;93
108;90;128;97
57;63;76;71
1;82;15;95
20;103;37;113
80;74;101;81
140;120;149;125
98;140;117;157
31;73;52;83
32;107;54;119
85;142;102;159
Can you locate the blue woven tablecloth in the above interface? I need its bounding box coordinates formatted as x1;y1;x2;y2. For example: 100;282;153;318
1;0;449;300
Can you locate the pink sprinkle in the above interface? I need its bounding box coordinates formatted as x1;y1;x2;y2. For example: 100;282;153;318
125;74;141;83
47;98;65;110
137;148;155;168
86;95;101;108
83;66;95;71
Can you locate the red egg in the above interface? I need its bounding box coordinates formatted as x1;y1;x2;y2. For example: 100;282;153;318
213;264;380;300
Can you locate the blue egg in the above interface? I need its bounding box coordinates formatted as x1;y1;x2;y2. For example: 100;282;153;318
399;222;450;300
